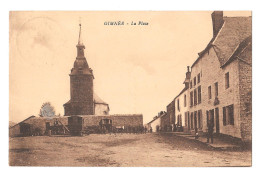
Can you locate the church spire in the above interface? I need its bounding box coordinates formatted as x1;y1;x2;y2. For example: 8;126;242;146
76;22;85;58
78;23;83;45
72;21;93;76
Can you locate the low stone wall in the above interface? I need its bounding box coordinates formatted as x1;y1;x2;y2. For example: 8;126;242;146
82;114;143;127
9;114;143;137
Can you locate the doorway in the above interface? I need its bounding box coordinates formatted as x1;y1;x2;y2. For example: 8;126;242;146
207;109;215;129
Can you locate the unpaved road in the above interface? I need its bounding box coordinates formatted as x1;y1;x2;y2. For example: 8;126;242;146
9;133;251;167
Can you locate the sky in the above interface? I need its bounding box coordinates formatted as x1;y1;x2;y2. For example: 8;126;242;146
9;11;251;124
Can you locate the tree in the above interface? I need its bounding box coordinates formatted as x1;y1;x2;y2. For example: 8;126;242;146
39;102;56;117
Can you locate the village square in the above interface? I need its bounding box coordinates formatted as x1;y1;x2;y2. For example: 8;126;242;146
9;11;252;167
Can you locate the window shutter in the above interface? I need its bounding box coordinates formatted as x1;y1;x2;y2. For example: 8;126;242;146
230;105;234;125
206;111;209;127
223;107;226;126
200;110;203;128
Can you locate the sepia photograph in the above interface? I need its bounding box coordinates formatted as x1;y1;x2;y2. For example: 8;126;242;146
9;10;252;167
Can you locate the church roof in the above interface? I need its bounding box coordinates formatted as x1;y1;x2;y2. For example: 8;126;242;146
94;93;108;105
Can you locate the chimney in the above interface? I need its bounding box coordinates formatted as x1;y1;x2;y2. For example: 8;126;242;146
211;11;224;37
184;66;191;88
186;66;191;80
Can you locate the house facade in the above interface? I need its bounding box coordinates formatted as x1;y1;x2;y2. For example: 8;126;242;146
147;111;166;132
160;100;175;132
188;12;252;142
174;67;191;132
150;11;252;142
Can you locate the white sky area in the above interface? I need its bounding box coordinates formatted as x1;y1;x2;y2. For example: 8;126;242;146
9;11;251;124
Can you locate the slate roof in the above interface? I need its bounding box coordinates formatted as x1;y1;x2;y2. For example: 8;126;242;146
93;93;109;105
192;16;252;68
221;35;252;68
9;115;36;128
147;112;167;124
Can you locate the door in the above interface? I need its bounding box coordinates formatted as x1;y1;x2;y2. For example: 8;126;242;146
215;108;220;133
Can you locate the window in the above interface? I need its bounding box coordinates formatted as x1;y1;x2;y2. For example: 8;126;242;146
198;86;201;104
184;94;187;107
190;91;193;107
215;82;218;97
223;104;234;125
208;86;212;99
177;99;180;111
194;77;196;86
177;115;182;126
190;81;192;89
198;74;200;83
225;72;229;89
194;89;197;105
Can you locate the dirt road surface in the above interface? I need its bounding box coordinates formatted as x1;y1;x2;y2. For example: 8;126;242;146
9;133;251;167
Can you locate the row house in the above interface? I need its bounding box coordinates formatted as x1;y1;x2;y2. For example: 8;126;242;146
160;100;175;132
187;11;252;143
149;11;251;142
173;67;191;132
183;11;251;142
160;11;251;142
147;111;167;132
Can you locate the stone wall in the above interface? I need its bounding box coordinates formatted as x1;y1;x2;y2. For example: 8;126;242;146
238;43;252;142
66;74;94;115
82;114;143;127
167;100;175;125
9;114;143;137
160;113;169;131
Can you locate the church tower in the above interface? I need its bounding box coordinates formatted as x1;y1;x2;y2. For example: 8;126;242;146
64;24;94;116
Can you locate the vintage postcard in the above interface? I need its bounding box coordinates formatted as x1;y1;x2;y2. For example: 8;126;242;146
9;11;252;167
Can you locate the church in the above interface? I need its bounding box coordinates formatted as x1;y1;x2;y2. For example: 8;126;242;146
9;24;143;137
63;24;110;116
